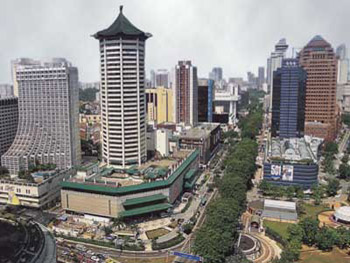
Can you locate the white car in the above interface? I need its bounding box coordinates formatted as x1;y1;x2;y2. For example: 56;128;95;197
91;255;100;262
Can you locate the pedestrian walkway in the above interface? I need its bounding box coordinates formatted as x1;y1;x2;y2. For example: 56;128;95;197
156;230;179;244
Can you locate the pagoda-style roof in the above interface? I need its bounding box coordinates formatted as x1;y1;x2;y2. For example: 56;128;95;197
305;35;331;48
94;6;151;40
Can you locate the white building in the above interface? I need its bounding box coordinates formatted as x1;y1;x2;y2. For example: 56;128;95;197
156;129;170;157
266;39;289;111
214;83;240;125
2;58;81;175
336;44;349;84
337;83;350;113
94;6;151;168
0;84;14;98
0;169;74;208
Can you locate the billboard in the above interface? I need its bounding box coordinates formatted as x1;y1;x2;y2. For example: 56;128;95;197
282;165;294;181
270;164;282;180
270;164;294;181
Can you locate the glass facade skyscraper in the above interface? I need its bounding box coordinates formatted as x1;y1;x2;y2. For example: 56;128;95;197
272;58;306;138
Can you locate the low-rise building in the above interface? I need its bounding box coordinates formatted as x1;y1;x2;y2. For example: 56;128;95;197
0;168;74;208
60;149;200;219
179;123;221;164
263;136;322;188
262;199;297;222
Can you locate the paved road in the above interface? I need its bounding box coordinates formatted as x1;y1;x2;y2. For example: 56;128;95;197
338;129;350;155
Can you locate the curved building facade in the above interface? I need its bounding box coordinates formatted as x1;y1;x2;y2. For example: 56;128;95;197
2;59;81;174
94;6;151;167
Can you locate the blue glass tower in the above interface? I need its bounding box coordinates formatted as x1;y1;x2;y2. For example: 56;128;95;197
272;59;306;138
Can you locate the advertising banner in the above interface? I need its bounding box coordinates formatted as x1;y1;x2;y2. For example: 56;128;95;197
282;165;294;181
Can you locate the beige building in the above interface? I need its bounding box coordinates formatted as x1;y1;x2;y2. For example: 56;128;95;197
61;149;200;218
0;169;74;208
79;114;101;124
146;87;173;124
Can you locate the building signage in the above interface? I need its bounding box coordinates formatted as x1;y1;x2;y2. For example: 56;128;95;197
282;165;294;181
170;251;203;262
270;164;294;181
271;164;282;180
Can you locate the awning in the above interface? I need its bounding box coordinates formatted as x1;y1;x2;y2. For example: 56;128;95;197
121;203;172;217
185;169;197;180
123;193;167;207
185;180;197;189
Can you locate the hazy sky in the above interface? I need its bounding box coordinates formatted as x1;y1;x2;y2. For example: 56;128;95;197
0;0;349;83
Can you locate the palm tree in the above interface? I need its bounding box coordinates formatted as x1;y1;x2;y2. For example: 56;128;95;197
112;217;124;230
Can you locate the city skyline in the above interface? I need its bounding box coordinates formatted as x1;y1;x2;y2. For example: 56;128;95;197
0;0;349;84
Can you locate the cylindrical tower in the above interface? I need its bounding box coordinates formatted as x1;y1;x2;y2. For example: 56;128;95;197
94;6;151;168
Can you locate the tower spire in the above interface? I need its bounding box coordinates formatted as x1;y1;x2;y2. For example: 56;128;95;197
120;5;123;13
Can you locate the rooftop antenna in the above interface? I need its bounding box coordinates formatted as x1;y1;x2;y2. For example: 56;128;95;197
120;5;123;13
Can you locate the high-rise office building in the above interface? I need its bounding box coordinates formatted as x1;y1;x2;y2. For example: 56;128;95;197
146;87;173;124
174;61;198;126
336;44;349;84
155;69;169;88
198;79;214;122
94;6;151;167
299;35;338;141
209;67;223;82
258;66;265;87
150;70;156;88
0;84;14;98
267;39;289;110
247;71;256;84
0;97;18;165
11;58;41;97
271;59;306;138
2;58;81;174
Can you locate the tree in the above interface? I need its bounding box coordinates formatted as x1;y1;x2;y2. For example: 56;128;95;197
103;226;113;236
182;222;194;235
335;227;350;249
324;142;338;156
79;87;98;102
0;166;9;176
286;186;295;200
296;201;306;216
341;154;349;164
259;180;273;194
225;250;252;263
339;163;350;180
323;154;336;175
341;113;350;126
311;185;324;205
326;178;340;197
193;225;234;263
316;227;339;251
287;224;304;243
112;217;124;230
299;217;319;246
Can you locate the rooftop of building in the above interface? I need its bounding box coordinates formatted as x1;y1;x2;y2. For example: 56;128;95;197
305;35;332;49
61;149;199;195
0;167;69;186
267;136;323;164
14;58;72;69
179;123;221;140
93;6;151;40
